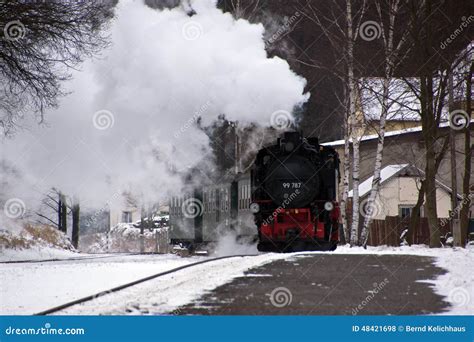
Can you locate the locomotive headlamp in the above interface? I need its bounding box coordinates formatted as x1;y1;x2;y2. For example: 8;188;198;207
324;201;334;211
250;203;260;213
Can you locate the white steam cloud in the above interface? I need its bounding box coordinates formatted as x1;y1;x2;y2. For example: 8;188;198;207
0;0;308;225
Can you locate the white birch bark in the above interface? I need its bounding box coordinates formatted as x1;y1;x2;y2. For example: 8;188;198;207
345;0;361;247
340;111;351;242
360;0;406;247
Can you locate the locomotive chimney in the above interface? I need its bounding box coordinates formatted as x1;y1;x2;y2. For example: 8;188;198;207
281;131;302;152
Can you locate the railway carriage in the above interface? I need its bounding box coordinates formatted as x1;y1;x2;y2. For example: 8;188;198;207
169;174;256;250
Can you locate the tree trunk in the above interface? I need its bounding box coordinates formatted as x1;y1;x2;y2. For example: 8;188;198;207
460;61;473;246
71;201;80;249
341;114;351;243
420;73;441;248
448;73;458;215
350;138;360;246
361;78;389;247
407;180;425;245
424;121;441;247
345;0;361;247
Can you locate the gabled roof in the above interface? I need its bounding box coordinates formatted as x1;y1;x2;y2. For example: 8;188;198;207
348;164;408;198
348;164;462;199
322;119;474;147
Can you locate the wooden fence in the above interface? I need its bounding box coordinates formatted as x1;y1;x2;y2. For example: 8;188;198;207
365;216;451;246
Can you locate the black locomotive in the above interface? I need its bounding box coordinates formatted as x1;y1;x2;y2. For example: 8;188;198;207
169;131;340;252
251;131;340;252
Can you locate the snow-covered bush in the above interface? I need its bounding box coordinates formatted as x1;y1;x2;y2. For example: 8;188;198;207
0;224;74;251
80;223;169;253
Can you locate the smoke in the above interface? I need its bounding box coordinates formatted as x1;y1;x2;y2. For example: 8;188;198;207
212;232;258;257
0;0;308;227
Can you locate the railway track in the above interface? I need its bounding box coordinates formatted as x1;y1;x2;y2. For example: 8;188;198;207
0;253;142;264
35;254;256;315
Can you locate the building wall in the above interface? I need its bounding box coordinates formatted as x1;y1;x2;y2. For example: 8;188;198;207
332;126;474;214
372;176;453;220
109;205;141;228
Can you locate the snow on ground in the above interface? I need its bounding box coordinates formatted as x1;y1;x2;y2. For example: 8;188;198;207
0;246;80;262
0;254;205;315
1;244;472;315
59;253;290;315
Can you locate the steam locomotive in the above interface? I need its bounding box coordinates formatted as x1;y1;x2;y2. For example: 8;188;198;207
169;131;340;252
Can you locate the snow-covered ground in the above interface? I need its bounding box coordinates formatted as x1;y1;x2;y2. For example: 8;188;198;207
0;254;205;315
1;245;472;315
58;245;473;315
0;246;80;262
59;253;289;315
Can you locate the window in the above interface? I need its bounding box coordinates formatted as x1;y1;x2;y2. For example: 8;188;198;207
399;205;414;219
122;211;132;223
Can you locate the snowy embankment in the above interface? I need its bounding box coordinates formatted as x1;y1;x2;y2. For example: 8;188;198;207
0;225;79;262
330;244;474;315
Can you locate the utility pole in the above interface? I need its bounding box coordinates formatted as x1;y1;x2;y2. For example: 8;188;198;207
140;206;145;253
233;122;240;175
71;199;80;249
58;192;68;233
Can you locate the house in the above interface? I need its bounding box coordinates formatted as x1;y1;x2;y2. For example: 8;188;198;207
322;120;474;216
348;164;461;220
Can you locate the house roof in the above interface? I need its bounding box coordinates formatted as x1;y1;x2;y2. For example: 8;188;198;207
348;164;408;198
321;119;474;147
348;164;462;199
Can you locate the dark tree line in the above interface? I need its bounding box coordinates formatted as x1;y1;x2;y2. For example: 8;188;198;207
218;0;473;141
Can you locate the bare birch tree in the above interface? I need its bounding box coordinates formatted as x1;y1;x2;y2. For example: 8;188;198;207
403;1;473;247
297;0;368;244
359;0;411;247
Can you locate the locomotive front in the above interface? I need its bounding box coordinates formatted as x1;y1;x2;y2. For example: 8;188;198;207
251;131;340;252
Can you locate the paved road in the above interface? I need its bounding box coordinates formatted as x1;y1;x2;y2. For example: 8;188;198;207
177;254;449;315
